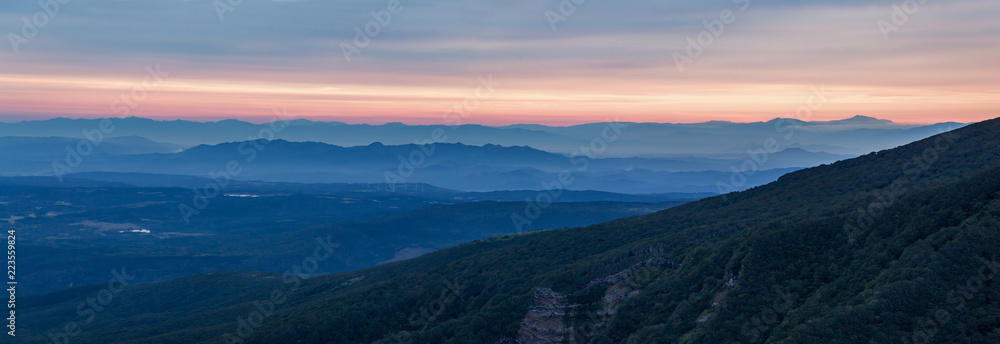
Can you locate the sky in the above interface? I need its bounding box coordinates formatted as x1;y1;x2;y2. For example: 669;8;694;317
0;0;996;125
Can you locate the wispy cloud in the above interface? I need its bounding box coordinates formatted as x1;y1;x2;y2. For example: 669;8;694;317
0;0;996;124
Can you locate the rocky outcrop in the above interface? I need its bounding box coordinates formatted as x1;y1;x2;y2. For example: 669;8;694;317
498;258;671;344
514;288;572;344
700;266;742;325
710;266;741;307
493;336;519;344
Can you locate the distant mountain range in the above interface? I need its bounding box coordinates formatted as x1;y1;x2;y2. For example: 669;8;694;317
1;138;819;193
0;116;968;193
0;116;966;157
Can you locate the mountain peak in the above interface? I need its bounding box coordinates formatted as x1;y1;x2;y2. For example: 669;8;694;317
836;115;893;124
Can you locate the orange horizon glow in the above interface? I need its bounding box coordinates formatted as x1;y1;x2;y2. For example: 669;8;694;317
0;72;995;126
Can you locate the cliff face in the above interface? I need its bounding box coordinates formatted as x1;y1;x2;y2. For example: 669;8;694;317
514;288;572;344
500;258;671;344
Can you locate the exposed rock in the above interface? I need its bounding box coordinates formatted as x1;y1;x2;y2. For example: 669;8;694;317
493;336;518;344
710;266;741;307
502;258;671;344
514;288;572;344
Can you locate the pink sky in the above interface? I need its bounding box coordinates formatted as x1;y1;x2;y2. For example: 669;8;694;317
0;72;993;126
0;1;996;125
